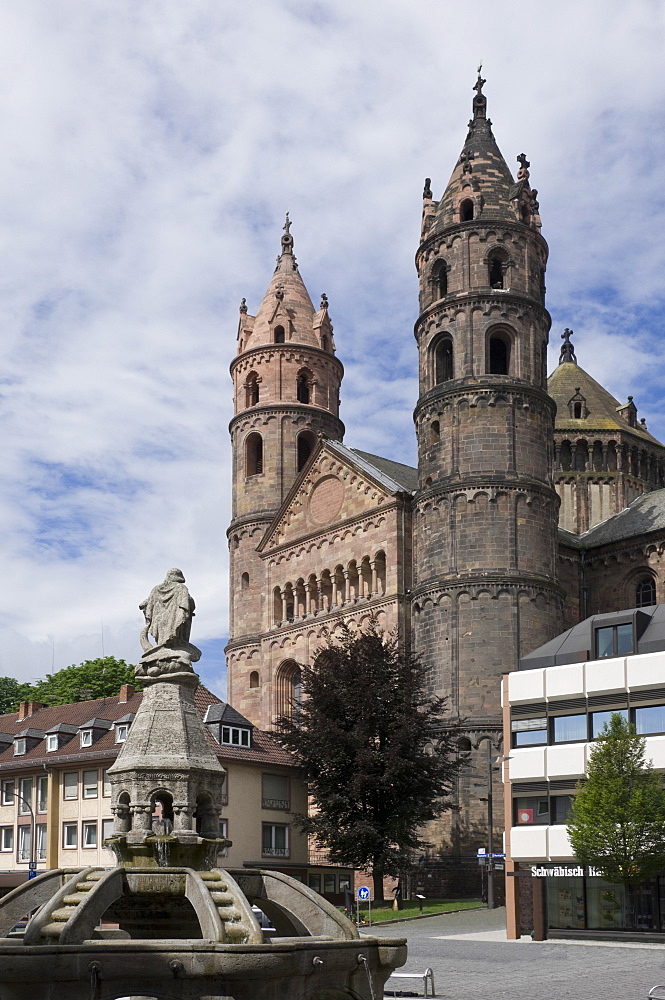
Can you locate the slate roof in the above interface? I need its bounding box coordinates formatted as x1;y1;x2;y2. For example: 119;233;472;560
350;449;418;493
548;361;662;445
519;604;665;670
0;686;298;772
568;488;665;548
204;702;253;727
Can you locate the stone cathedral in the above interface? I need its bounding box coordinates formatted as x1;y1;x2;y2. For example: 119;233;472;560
225;76;665;861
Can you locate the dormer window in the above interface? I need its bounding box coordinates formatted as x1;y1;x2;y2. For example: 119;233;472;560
116;724;129;744
221;725;250;748
80;730;93;748
46;734;58;753
568;388;587;420
13;739;26;757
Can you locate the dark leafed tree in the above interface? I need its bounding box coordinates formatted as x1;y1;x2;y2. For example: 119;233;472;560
0;677;34;715
274;622;461;901
567;713;665;884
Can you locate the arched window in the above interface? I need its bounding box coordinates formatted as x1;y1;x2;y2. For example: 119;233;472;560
636;577;656;608
296;372;310;404
272;586;282;624
573;402;582;419
488;332;510;375
245;372;260;407
559;440;572;471
297;430;316;472
275;659;302;720
249;670;260;689
274;325;285;344
460;199;474;221
430;420;440;444
434;339;453;384
574;441;588;472
245;433;263;476
241;572;249;590
488;256;504;289
432;260;448;300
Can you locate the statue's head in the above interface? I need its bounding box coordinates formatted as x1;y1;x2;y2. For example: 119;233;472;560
165;568;185;584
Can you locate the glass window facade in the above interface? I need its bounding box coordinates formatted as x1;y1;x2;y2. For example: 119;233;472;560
591;709;628;738
595;623;634;658
552;714;587;743
515;796;549;825
546;874;665;933
635;705;665;735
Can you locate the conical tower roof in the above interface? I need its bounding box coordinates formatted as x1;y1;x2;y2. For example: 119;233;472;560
548;331;663;446
241;216;320;351
430;72;526;234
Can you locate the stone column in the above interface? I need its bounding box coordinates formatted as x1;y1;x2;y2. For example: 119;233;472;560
370;560;378;597
343;569;350;603
281;590;288;622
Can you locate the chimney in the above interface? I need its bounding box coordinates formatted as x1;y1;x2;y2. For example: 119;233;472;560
18;701;43;720
119;684;135;704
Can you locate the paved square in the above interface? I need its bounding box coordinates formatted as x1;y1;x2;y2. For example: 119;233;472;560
374;906;665;1000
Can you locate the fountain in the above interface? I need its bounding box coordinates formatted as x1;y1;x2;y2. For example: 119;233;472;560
0;570;406;999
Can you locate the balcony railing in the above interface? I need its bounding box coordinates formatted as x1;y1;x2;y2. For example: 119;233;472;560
262;797;289;810
262;847;289;857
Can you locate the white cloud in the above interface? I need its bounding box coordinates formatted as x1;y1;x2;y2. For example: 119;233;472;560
0;1;664;684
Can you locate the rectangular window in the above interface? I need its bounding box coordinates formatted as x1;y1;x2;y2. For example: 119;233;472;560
595;623;634;659
591;709;629;738
37;775;48;814
18;778;33;815
221;775;228;806
551;795;574;825
635;705;665;735
63;822;77;849
36;824;47;862
514;796;550;825
1;780;14;806
115;724;128;743
552;714;587;743
83;770;98;799
221;725;250;747
102;770;111;797
46;734;58;752
63;772;78;800
102;819;114;843
218;818;228;857
339;875;351;892
511;716;548;747
324;873;336;894
262;823;289;857
262;774;290;810
82;821;97;849
80;730;93;748
308;873;321;893
514;729;548;747
0;827;13;851
18;825;31;862
13;739;26;757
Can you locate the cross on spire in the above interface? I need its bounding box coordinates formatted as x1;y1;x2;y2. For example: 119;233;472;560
559;328;577;365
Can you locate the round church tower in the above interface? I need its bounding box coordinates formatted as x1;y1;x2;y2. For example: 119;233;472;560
411;76;563;852
227;220;344;643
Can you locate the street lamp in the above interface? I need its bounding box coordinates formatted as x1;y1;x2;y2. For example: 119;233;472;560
473;737;510;910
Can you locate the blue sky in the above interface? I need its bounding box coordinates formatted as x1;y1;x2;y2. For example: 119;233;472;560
0;1;665;699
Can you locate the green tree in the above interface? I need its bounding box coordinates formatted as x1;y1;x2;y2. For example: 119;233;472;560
28;657;140;706
567;713;665;884
274;622;461;901
0;677;35;714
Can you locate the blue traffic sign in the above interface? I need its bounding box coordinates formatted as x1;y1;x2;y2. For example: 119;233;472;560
357;886;370;900
27;871;37;880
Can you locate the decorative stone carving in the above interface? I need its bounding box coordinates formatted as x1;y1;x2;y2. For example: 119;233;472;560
137;568;201;678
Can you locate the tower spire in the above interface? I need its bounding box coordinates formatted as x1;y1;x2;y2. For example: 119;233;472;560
472;64;487;120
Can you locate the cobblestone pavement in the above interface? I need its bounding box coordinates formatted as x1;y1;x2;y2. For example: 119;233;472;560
371;906;665;1000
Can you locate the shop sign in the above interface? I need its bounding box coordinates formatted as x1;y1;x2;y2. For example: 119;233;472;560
530;864;603;878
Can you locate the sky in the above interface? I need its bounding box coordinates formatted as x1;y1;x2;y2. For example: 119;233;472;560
0;0;665;697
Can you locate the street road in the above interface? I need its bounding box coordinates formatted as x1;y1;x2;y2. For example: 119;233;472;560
374;905;665;1000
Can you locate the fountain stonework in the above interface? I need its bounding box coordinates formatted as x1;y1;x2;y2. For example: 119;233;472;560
0;571;406;999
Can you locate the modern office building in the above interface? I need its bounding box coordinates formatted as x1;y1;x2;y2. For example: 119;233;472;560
503;605;665;938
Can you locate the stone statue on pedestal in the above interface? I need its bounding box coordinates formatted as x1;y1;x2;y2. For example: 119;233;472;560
136;568;201;677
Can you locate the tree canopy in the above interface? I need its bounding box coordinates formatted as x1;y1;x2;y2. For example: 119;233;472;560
0;657;140;712
274;622;461;900
567;712;665;884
